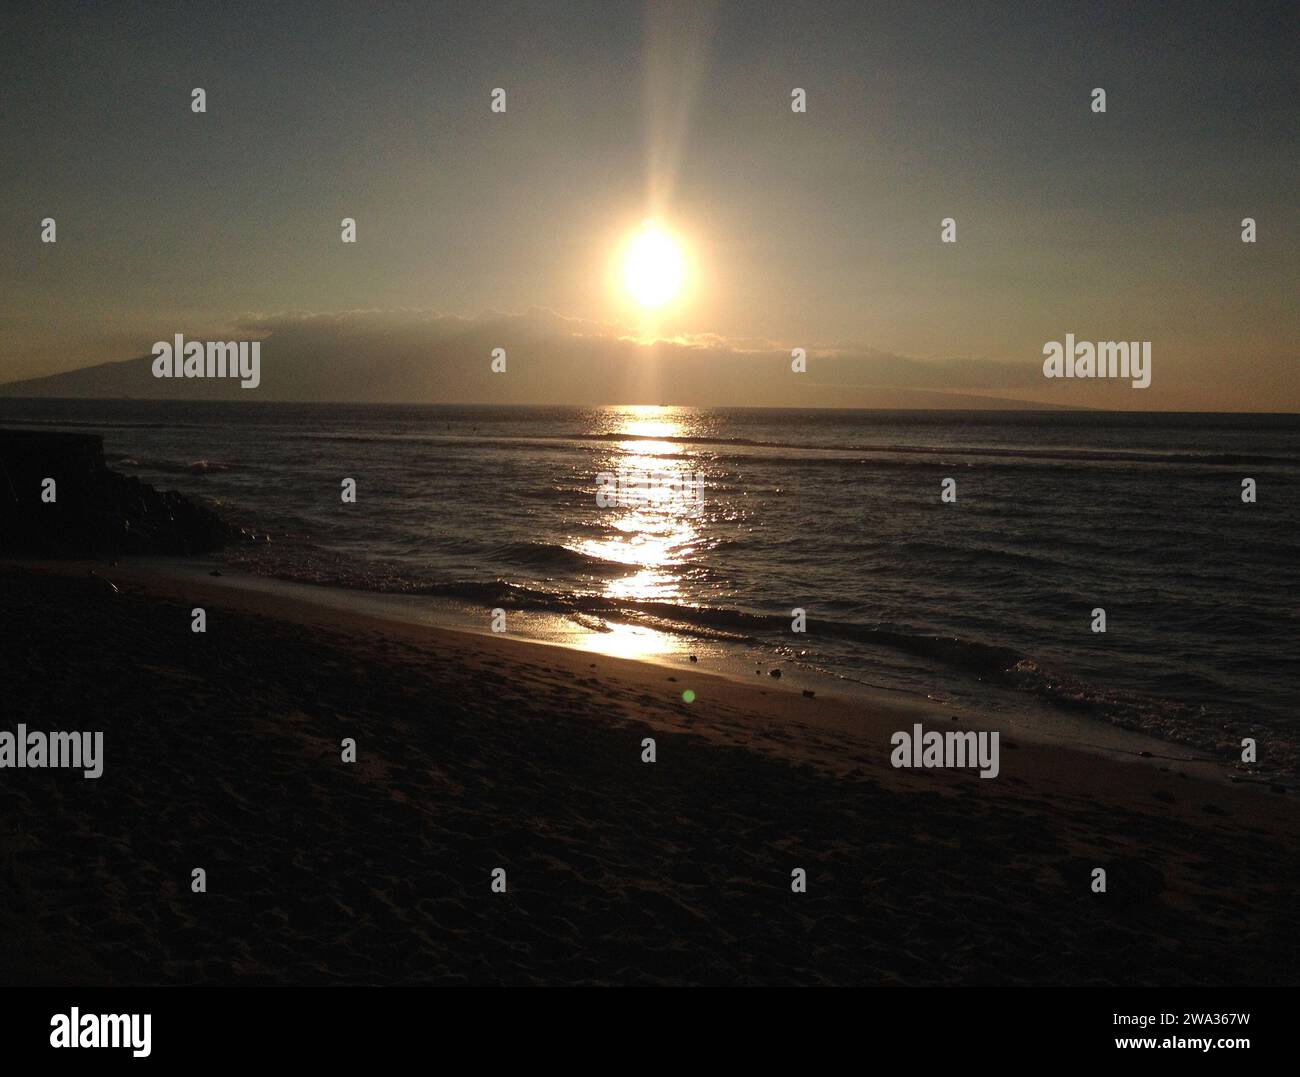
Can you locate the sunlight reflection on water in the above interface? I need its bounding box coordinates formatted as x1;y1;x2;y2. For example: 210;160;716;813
568;406;704;659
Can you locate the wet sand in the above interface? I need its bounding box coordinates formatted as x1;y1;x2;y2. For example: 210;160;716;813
1;561;1297;985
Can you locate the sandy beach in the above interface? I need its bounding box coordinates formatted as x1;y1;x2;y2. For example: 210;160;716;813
1;559;1297;986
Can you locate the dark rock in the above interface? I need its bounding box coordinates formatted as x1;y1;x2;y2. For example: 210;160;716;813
769;669;781;679
0;429;235;557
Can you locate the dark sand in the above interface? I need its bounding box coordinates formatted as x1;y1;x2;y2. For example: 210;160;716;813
1;561;1297;985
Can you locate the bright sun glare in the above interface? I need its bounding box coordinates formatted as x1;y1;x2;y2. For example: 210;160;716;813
623;221;684;308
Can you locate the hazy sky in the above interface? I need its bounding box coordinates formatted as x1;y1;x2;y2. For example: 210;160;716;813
1;0;1296;409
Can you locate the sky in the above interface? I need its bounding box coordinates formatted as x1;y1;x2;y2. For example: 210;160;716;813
1;0;1296;409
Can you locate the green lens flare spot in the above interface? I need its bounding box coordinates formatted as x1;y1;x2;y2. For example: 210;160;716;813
682;689;696;703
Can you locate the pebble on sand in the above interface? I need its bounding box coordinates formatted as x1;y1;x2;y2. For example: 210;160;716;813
88;571;118;594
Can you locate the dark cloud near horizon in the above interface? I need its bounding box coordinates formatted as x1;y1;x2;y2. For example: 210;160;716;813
0;306;1100;408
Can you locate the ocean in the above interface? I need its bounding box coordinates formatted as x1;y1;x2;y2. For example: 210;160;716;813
4;399;1298;778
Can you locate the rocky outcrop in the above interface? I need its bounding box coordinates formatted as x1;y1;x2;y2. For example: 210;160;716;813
0;430;233;556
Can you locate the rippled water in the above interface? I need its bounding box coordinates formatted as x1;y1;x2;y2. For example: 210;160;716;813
5;399;1298;776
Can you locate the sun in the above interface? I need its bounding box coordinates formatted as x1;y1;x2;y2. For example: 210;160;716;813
623;221;685;308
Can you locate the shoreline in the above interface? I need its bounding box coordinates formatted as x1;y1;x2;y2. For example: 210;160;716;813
3;411;1291;788
114;555;1252;783
2;558;1298;985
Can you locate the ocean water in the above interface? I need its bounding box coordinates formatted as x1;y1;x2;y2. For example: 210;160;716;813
4;399;1298;778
